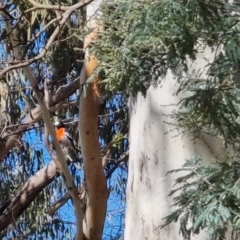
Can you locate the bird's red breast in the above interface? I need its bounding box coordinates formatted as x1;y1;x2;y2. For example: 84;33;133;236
56;127;66;142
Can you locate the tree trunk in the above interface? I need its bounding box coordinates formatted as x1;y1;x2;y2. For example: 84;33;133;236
124;46;229;239
79;1;108;239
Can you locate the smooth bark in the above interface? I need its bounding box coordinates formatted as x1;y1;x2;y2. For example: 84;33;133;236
0;161;57;231
79;1;108;239
124;46;229;239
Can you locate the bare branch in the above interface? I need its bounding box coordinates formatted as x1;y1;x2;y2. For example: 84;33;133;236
27;18;59;46
0;79;79;161
27;64;84;240
0;0;94;78
102;149;111;167
51;78;79;105
44;79;50;109
26;0;92;11
44;123;50;150
0;161;58;231
47;193;70;216
106;151;129;179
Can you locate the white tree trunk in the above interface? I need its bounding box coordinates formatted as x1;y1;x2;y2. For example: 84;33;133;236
124;46;229;239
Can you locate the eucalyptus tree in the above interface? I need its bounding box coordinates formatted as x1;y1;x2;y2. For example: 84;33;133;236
0;1;127;239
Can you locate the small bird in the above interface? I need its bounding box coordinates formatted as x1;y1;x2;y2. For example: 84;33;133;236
54;121;81;169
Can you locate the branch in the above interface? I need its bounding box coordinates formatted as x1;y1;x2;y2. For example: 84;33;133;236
0;1;98;238
79;1;108;239
0;161;58;231
0;0;93;78
0;1;88;237
106;151;129;179
102;149;111;167
27;0;93;11
0;79;79;161
47;193;70;216
28;81;84;239
80;64;108;240
51;78;79;105
27;18;59;47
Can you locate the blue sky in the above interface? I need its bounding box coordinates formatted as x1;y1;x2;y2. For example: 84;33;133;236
20;97;127;239
0;6;127;238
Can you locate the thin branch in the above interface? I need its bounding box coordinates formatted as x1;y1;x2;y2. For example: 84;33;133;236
27;0;82;11
0;161;58;231
44;123;50;150
51;78;79;105
98;107;127;117
1;124;39;138
0;122;32;137
0;77;79;161
0;0;94;78
9;86;32;93
47;193;70;216
0;100;78;139
102;149;111;167
106;151;129;179
27;18;59;46
31;86;83;239
52;33;76;44
44;79;50;109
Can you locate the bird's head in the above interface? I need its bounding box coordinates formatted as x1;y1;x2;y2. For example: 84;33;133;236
54;121;65;129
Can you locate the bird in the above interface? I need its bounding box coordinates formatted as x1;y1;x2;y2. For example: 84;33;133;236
54;121;82;169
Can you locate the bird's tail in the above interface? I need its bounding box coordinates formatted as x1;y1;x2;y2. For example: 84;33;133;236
63;147;82;170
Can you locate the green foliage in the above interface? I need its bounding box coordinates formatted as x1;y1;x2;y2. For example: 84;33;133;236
174;77;240;145
162;156;240;240
91;1;240;238
94;0;240;153
3;0;240;239
152;0;240;237
0;1;128;239
93;0;234;96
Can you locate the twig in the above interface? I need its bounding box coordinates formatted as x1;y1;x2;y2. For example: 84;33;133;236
0;2;86;238
106;151;129;179
27;0;81;11
0;0;94;78
98;107;127;117
47;193;70;216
